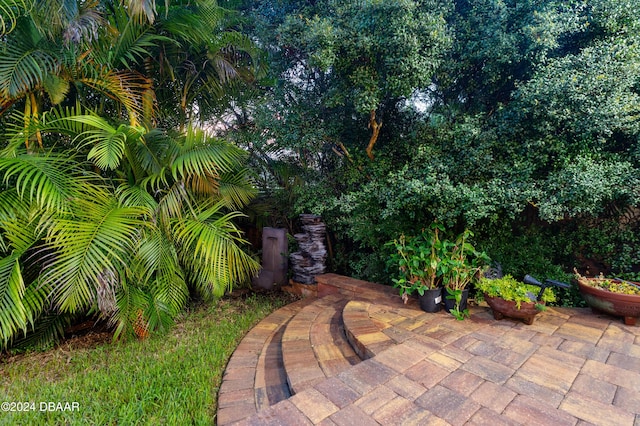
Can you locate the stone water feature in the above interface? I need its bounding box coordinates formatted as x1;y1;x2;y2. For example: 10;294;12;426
252;227;288;290
290;214;327;284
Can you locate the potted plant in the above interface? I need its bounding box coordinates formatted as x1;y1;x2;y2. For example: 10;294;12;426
476;275;557;325
440;229;490;320
574;270;640;325
387;223;444;312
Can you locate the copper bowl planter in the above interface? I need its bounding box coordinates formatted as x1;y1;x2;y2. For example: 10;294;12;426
577;278;640;326
484;294;543;325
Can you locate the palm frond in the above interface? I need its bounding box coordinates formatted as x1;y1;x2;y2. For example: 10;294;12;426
37;102;92;131
86;129;127;170
210;56;239;85
208;31;262;83
8;310;72;351
160;2;225;45
0;189;31;253
0;255;27;346
124;0;158;25
30;0;87;39
62;0;104;46
42;196;147;313
21;277;51;329
17;109;146;172
196;0;227;31
0;251;48;349
111;276;147;340
136;226;179;284
0;188;29;223
171;148;222;181
0;154;89;212
96;5;175;69
1;205;44;253
130;128;172;176
155;179;193;224
42;73;70;105
171;201;259;297
2;103;97;154
135;227;188;319
63;115;145;171
142;293;173;334
78;69;153;126
0;19;58;99
28;0;102;46
0;0;32;36
217;168;257;209
140;166;171;195
184;172;220;197
184;168;256;209
116;183;158;213
111;226;186;339
171;127;246;181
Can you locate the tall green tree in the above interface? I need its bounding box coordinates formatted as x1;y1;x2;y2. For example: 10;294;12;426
434;0;587;114
249;0;451;160
245;0;640;283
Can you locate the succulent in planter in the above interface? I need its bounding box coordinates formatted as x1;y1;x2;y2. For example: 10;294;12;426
579;275;640;295
477;275;556;308
574;270;640;325
476;275;557;324
387;223;444;310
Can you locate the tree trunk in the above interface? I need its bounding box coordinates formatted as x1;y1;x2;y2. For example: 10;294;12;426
366;109;382;160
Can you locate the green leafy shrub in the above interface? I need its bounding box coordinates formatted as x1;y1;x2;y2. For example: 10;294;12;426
386;223;444;299
440;229;491;292
477;275;556;309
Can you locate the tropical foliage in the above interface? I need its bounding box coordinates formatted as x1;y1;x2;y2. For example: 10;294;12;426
0;1;261;350
3;0;640;349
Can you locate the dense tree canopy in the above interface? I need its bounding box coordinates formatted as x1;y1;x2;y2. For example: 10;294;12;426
242;0;640;284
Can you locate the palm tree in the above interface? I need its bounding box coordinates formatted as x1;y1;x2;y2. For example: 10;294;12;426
0;108;259;349
142;1;264;126
0;0;261;129
0;1;263;349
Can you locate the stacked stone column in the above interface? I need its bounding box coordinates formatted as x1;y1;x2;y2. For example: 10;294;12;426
290;214;327;284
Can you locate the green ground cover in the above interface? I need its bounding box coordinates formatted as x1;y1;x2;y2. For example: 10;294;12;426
0;292;294;425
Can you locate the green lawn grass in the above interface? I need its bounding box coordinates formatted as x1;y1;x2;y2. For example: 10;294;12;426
0;292;295;425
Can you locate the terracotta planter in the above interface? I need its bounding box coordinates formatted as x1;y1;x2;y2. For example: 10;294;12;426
577;278;640;326
484;294;542;325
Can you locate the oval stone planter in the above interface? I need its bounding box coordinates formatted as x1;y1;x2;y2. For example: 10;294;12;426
484;294;542;325
577;278;640;326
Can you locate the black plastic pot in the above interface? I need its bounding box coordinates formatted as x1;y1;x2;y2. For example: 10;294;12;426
444;288;469;313
419;288;442;313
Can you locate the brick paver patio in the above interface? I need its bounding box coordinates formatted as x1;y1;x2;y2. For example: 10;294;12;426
218;274;640;425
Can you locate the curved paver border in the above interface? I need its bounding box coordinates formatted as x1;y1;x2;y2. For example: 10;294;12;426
220;275;640;425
